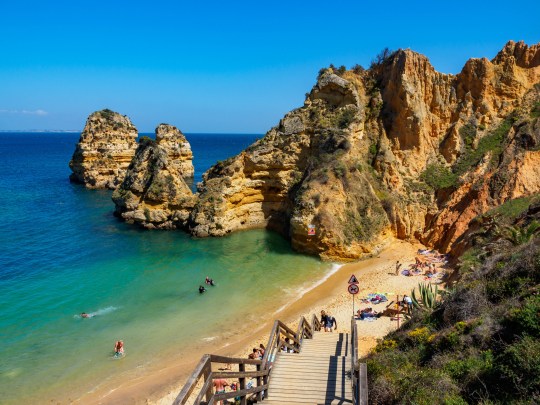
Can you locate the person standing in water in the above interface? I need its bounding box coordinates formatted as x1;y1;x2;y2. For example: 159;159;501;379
199;285;207;294
114;340;124;356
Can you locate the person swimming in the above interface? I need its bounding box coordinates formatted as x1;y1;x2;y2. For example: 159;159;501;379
205;277;216;286
199;285;207;294
81;312;89;318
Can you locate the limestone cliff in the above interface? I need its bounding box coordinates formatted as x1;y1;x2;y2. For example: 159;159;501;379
111;125;195;229
69;109;138;189
187;40;540;260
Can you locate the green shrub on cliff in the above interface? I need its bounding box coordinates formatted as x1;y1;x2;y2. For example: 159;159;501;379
99;108;115;120
421;163;458;190
367;201;540;404
453;115;514;175
531;102;540;118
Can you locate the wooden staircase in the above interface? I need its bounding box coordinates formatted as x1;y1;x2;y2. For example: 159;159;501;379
174;316;366;405
263;332;353;405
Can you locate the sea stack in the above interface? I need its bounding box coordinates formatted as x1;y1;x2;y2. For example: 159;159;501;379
69;109;138;189
155;123;195;178
112;124;195;229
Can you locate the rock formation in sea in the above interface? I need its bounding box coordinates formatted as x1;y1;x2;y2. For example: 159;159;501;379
108;40;540;261
69;109;138;189
112;124;195;229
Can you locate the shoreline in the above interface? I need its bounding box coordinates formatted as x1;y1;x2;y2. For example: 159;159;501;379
81;238;443;404
150;238;440;405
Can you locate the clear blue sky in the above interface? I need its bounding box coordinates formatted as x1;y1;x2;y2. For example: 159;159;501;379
0;0;538;133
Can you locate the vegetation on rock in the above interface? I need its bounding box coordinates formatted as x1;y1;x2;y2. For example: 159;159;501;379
367;200;540;404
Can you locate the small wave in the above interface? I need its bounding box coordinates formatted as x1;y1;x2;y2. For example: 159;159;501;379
273;263;344;315
202;336;217;342
2;368;22;378
75;306;119;318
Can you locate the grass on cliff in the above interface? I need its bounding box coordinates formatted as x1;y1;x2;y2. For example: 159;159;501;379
366;202;540;404
420;163;458;190
530;100;540;119
484;195;540;221
420;116;515;191
453;116;515;176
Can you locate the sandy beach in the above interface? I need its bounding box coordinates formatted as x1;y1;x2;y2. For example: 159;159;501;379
145;238;449;405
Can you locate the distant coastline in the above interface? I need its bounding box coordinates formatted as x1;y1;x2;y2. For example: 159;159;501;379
0;129;80;133
0;130;263;135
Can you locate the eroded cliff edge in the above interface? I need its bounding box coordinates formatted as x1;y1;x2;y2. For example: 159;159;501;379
112;40;540;261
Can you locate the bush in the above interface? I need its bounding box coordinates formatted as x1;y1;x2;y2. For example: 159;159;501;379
459;122;477;148
99;108;115;120
484;195;540;220
333;162;347;178
370;47;395;69
352;64;365;74
504;295;540;337
420;163;458;190
453;116;514;175
497;336;540;396
531;102;540;118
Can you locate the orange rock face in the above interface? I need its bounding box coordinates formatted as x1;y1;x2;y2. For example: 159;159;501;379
100;41;540;261
185;41;540;260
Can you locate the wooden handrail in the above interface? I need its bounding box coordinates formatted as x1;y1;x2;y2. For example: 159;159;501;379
176;313;320;404
212;370;268;379
193;374;213;405
211;384;268;403
173;354;211;405
311;313;321;332
209;354;262;365
351;316;368;405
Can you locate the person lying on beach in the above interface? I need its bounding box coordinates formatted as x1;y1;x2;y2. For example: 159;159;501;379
358;307;381;319
114;340;124;355
199;285;206;294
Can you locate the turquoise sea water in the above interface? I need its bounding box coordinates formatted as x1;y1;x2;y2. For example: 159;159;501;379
0;133;333;404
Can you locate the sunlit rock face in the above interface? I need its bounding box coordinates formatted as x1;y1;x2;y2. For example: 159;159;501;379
69;109;138;189
112;125;195;229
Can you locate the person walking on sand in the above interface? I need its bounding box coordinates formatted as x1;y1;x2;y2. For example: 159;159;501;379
403;294;413;314
395;260;402;276
321;311;337;332
213;378;229;405
320;310;328;331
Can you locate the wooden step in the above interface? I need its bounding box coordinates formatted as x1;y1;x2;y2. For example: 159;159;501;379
265;394;353;404
264;400;352;405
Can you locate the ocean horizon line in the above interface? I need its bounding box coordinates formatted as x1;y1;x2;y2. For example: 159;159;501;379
0;130;264;135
